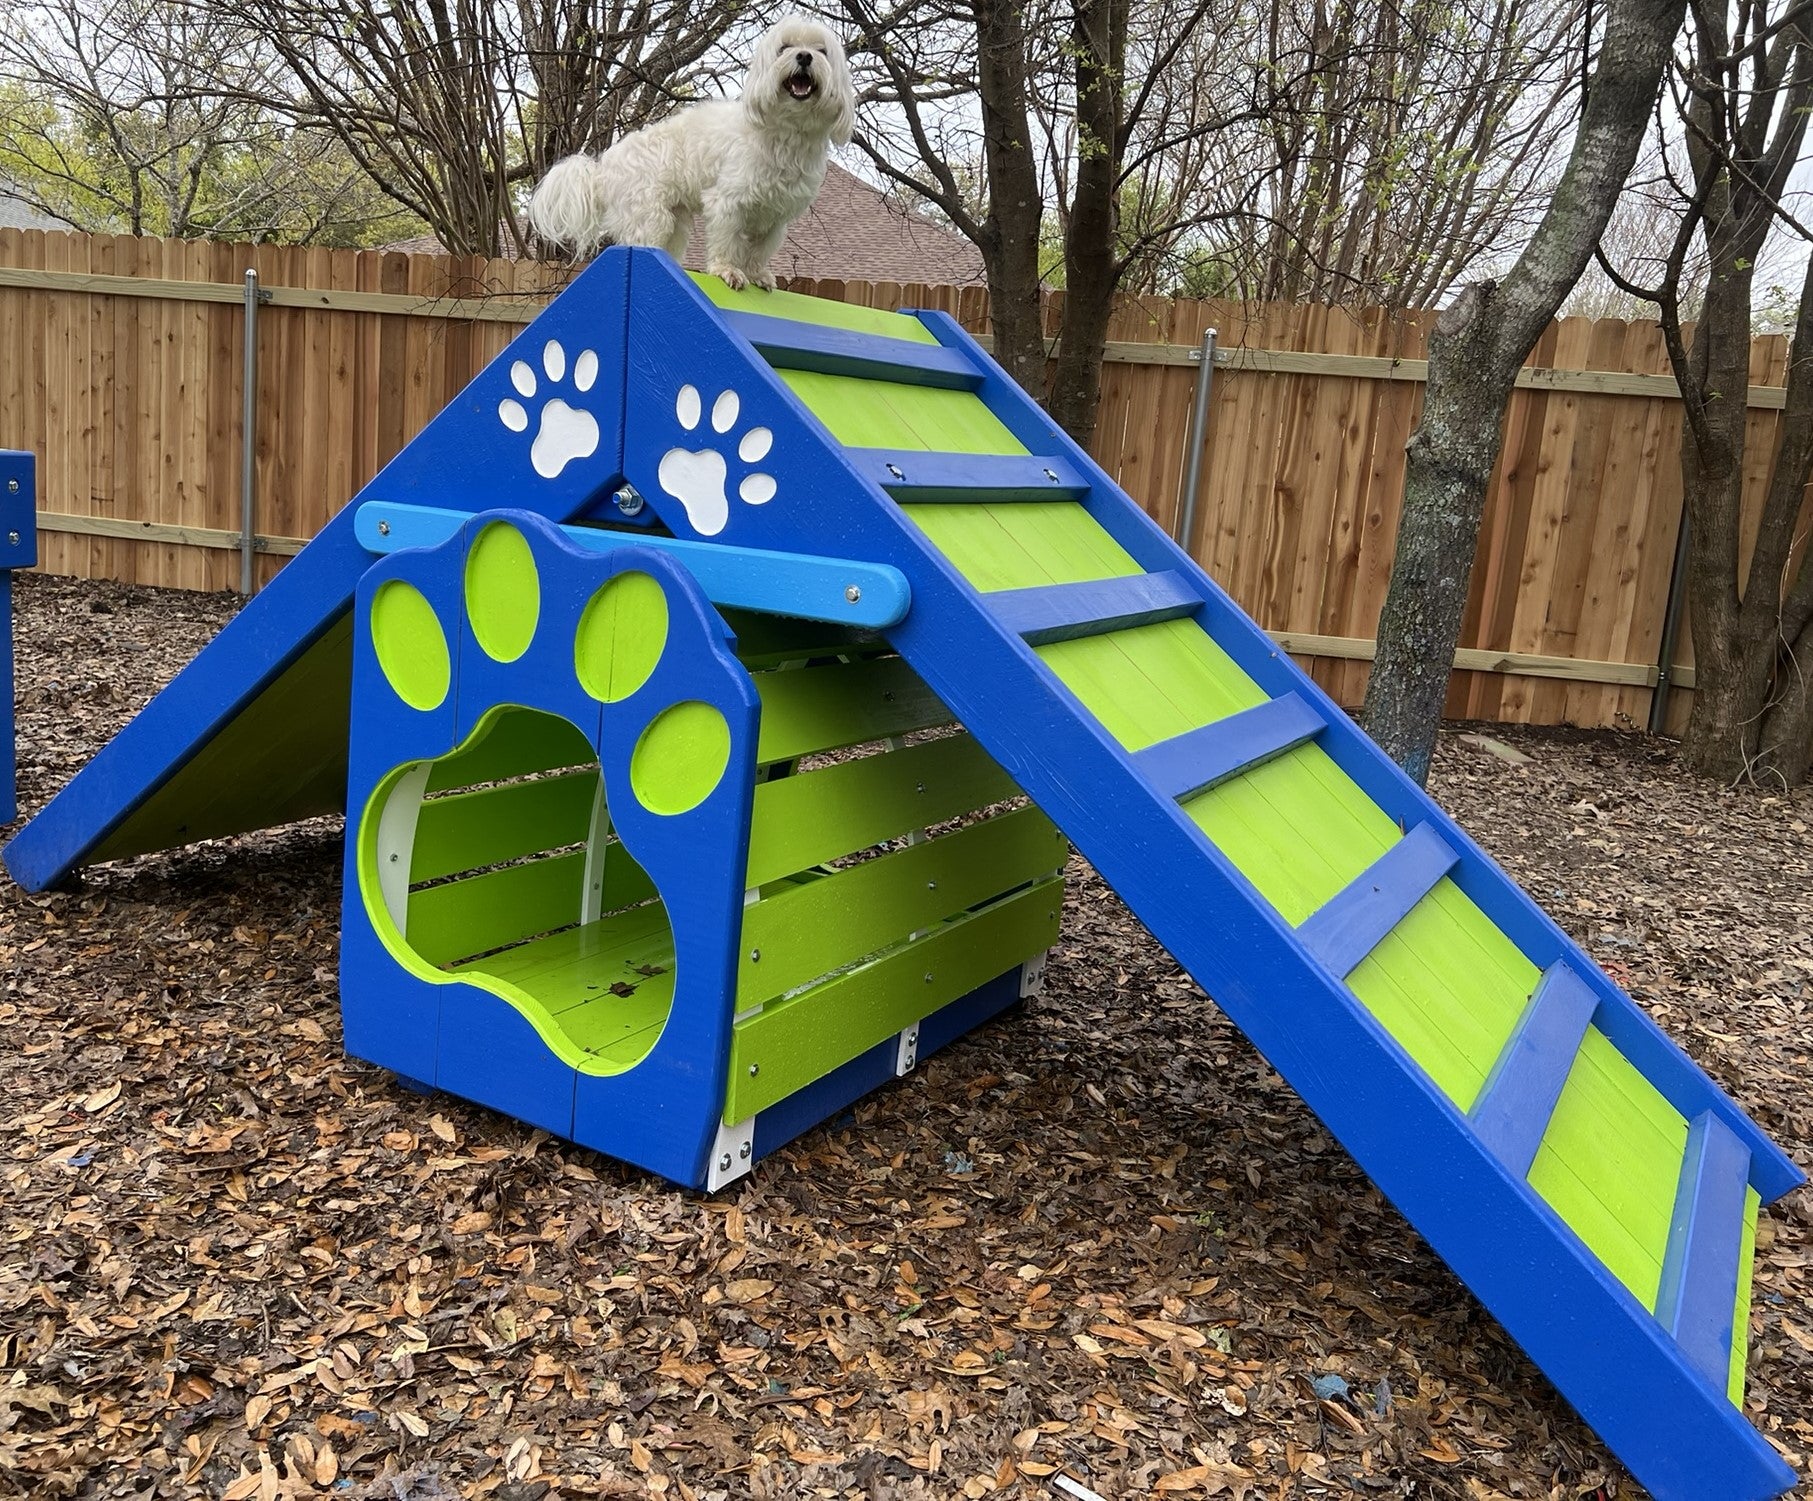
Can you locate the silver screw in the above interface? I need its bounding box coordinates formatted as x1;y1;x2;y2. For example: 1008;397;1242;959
748;1063;759;1076
923;972;933;984
844;585;861;603
739;1143;751;1159
927;880;937;890
886;463;905;479
719;1153;732;1171
1043;468;1060;482
377;519;391;536
388;853;398;863
6;479;16;492
749;948;760;962
5;531;16;547
916;782;925;794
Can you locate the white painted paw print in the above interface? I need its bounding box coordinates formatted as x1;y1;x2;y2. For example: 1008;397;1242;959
498;340;600;480
656;386;775;537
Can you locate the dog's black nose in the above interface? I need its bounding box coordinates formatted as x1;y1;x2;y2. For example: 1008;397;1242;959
795;51;814;67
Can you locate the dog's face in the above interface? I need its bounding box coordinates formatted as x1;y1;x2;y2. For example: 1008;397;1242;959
743;16;855;146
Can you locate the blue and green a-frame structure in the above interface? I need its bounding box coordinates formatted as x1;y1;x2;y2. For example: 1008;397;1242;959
3;250;1802;1500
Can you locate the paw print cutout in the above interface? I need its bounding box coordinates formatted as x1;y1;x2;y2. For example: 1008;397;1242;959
498;340;601;480
656;386;775;537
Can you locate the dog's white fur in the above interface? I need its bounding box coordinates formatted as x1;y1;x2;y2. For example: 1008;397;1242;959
527;16;854;290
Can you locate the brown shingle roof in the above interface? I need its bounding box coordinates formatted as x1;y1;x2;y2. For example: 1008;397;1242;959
382;163;985;286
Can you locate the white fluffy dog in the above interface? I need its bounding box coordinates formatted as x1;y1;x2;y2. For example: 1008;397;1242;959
527;16;854;290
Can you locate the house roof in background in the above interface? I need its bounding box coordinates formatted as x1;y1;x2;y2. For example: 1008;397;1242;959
382;164;986;286
0;194;64;233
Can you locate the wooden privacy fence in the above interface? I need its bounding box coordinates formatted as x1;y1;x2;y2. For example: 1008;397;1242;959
3;227;1808;738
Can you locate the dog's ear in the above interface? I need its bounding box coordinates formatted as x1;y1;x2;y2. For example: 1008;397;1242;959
824;31;856;146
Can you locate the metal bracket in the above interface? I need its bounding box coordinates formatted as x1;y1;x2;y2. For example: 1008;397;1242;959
1019;950;1050;999
706;1116;756;1192
895;1022;921;1076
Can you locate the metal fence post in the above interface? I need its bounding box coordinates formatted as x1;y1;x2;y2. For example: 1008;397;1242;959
239;268;261;597
1174;327;1218;552
1649;508;1691;734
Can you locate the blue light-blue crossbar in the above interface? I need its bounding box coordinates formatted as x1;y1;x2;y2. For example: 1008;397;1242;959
354;502;911;629
725;310;984;390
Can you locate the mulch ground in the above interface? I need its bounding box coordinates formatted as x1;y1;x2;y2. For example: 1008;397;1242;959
2;570;1809;1501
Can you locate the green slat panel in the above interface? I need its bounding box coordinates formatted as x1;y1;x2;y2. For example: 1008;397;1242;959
754;655;951;763
778;370;1026;454
1730;1187;1760;1405
1528;1027;1690;1310
739;804;1066;1003
726;879;1062;1120
411;769;598;882
424;706;596;793
692;274;940;343
407;849;585;966
906;501;1141;590
89;614;355;862
746;733;1023;887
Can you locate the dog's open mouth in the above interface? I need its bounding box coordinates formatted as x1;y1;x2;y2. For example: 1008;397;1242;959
786;74;817;99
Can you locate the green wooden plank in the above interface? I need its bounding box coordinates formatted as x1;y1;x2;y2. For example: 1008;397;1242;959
424;705;596;794
411;769;598;883
727;879;1062;1120
739;805;1065;1004
754;655;951;763
1729;1187;1760;1405
777;369;1026;454
691;274;940;343
1528;1027;1689;1309
746;732;1025;886
904;501;1139;591
89;614;356;862
406;849;585;966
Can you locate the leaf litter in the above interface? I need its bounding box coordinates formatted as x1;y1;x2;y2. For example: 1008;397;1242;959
1;573;1808;1498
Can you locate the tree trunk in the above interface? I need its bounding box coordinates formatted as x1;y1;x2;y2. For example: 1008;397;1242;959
974;0;1049;395
1756;619;1813;786
1361;0;1687;784
1046;0;1126;446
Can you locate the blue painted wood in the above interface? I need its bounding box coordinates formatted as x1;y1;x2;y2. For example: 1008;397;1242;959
355;500;912;628
1297;823;1460;978
1468;962;1600;1178
1;450;35;829
900;308;1803;1205
3;255;634;892
1656;1112;1753;1391
984;570;1200;645
724;310;983;390
1134;692;1325;802
847;449;1091;502
616;256;1799;1492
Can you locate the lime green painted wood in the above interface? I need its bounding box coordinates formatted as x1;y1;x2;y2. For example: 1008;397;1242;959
88;614;355;863
692;273;939;343
576;570;668;702
424;705;594;793
411;768;598;883
904;502;1141;591
407;848;584;966
1730;1188;1759;1405
1528;1027;1690;1310
778;369;1026;454
727;879;1062;1120
455;903;678;1071
630;701;732;815
746;732;1024;886
371;579;451;710
754;656;951;763
739;805;1066;1003
465;521;540;663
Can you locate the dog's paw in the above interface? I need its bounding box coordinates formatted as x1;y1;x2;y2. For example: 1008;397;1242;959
709;264;754;292
497;339;601;480
657;385;775;537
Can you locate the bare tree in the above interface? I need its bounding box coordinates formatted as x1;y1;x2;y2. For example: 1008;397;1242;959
0;0;401;242
206;0;743;257
1362;0;1689;784
1596;0;1813;783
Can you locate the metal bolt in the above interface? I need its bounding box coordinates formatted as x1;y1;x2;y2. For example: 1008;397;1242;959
927;880;937;890
749;948;760;962
748;1062;759;1076
1043;468;1060;482
376;519;391;536
923;972;933;984
615;486;646;516
886;462;905;480
719;1153;732;1171
388;852;398;863
6;479;16;492
5;531;16;547
916;782;925;794
844;584;861;603
739;1142;751;1159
